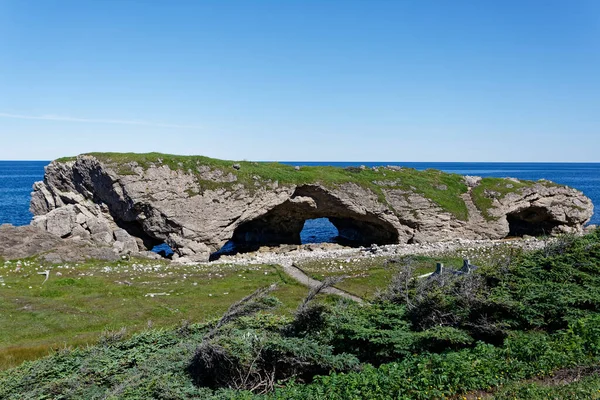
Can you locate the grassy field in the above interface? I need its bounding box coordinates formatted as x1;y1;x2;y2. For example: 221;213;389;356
492;371;600;399
297;255;445;299
0;257;308;370
0;241;533;371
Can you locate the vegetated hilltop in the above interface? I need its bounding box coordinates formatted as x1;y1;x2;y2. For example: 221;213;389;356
30;153;593;262
2;229;600;399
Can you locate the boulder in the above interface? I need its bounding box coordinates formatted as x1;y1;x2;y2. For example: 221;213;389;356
0;225;121;263
112;228;139;253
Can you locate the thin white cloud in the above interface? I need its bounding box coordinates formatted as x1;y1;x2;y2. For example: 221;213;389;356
0;112;201;129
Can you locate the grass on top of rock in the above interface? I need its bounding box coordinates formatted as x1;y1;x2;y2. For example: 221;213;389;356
56;152;471;220
471;177;559;221
2;229;600;399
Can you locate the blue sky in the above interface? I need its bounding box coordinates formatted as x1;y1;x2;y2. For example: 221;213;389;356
0;0;598;161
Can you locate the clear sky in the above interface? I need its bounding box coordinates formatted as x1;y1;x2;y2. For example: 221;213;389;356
0;0;598;161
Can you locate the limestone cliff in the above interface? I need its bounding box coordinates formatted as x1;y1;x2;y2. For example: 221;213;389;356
30;153;594;262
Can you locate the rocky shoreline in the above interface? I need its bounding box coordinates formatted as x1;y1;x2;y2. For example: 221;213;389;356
0;222;560;266
209;236;550;267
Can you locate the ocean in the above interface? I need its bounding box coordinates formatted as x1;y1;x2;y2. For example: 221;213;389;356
1;161;598;245
0;161;48;226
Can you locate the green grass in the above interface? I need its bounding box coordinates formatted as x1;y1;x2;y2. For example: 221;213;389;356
0;245;521;370
296;243;530;300
0;257;307;370
55;152;471;220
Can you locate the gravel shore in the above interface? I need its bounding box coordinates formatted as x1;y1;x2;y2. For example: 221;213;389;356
202;237;549;267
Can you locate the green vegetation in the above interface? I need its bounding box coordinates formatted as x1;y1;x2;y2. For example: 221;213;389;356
0;258;308;370
297;255;454;299
492;371;600;399
297;243;532;300
1;229;600;399
56;152;471;220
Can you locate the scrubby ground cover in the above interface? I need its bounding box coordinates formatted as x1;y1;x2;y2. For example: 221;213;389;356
0;243;520;370
490;368;600;399
296;242;528;300
0;258;307;370
297;255;443;299
1;230;600;399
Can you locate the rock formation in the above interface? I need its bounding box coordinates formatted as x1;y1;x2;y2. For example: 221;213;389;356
0;224;140;263
29;153;594;262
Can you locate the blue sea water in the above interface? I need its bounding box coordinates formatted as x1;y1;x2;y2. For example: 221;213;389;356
0;161;48;226
1;162;599;245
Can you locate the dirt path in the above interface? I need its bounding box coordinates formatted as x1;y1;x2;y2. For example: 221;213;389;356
280;260;364;303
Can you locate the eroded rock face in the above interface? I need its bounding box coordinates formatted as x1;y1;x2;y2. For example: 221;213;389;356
29;155;594;262
0;224;134;263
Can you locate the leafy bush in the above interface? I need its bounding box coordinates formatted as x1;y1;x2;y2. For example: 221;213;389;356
189;330;359;394
265;321;600;399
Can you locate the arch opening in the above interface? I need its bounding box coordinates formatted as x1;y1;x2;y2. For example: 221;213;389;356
210;185;400;260
112;219;177;259
300;218;339;244
507;206;559;237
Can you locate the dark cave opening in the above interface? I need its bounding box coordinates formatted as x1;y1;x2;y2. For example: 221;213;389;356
507;206;559;237
229;214;397;249
210;218;340;261
111;219;177;259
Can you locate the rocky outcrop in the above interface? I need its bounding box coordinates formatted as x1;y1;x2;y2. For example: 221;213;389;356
0;224;136;263
29;154;594;262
